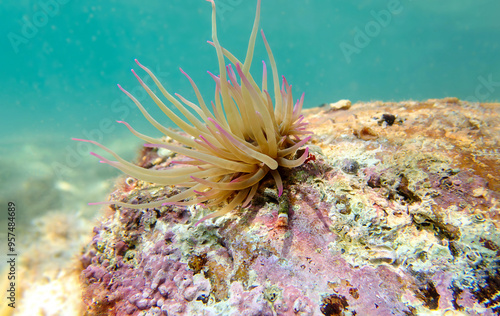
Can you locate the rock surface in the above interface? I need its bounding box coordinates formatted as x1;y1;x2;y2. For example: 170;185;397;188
80;98;500;315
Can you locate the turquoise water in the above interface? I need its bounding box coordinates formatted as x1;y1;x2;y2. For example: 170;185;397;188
1;0;499;232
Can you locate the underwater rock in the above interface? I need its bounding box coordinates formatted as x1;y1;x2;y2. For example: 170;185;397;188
81;98;500;315
2;211;92;316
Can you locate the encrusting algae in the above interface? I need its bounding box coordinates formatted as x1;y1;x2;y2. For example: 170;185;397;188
78;96;500;315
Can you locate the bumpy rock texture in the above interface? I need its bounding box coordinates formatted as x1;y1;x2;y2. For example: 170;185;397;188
81;98;500;315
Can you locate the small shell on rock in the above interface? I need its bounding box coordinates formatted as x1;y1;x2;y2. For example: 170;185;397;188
276;213;288;227
157;147;173;158
367;246;397;265
327;99;352;111
471;213;485;223
341;159;360;174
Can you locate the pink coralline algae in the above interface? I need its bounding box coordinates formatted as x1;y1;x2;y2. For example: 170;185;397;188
82;230;210;315
81;98;500;316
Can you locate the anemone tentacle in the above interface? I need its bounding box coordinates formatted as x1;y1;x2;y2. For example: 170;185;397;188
76;0;311;225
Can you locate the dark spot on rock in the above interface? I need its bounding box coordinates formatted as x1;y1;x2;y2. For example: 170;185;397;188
450;283;464;311
413;214;461;242
188;253;208;275
296;148;308;160
114;241;128;257
197;294;209;304
341;159;359;175
479;238;500;256
403;306;418;316
367;174;381;188
164;231;175;244
381;113;396;126
448;241;460;257
320;293;349;316
439;176;454;189
397;175;421;203
415;281;440;310
473;268;500;313
349;287;359;299
437;223;460;241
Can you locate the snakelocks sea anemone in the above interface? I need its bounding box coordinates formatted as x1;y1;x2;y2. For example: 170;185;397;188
74;0;311;225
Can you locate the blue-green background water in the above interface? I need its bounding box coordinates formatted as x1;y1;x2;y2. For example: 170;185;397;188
1;0;499;232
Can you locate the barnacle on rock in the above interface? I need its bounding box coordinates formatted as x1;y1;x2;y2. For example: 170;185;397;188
74;0;311;225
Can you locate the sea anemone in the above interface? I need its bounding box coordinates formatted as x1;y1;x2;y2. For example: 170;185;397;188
74;0;311;225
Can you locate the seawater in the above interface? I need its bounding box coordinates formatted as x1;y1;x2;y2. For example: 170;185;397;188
0;0;499;260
